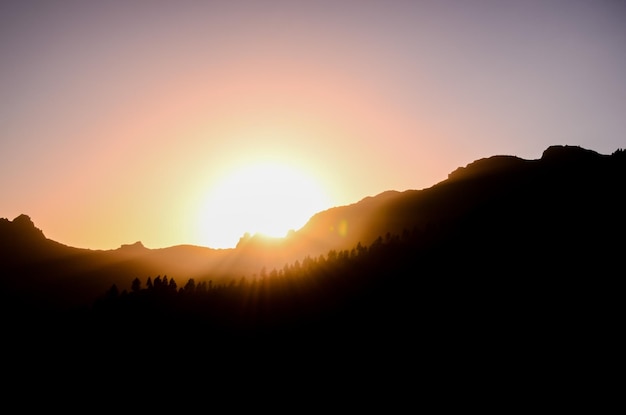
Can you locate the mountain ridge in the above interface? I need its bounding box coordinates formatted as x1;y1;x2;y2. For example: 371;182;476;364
2;143;623;386
2;144;624;310
2;143;617;253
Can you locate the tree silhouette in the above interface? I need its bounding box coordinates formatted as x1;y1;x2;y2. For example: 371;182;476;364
131;277;141;293
168;277;177;292
106;284;119;300
184;278;196;293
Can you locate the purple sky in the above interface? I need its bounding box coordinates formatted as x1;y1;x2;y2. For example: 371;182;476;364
1;1;625;249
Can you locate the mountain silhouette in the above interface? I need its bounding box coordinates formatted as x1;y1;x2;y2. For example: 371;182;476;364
1;144;624;312
287;144;625;262
2;144;624;386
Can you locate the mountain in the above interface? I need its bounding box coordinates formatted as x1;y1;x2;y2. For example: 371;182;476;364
0;218;236;309
2;144;624;387
288;144;625;263
1;145;624;312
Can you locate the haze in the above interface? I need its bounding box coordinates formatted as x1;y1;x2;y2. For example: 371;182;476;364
1;0;625;249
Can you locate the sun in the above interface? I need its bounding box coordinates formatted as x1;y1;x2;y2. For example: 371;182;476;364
197;161;331;249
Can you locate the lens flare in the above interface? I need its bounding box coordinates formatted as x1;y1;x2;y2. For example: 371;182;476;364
197;161;331;248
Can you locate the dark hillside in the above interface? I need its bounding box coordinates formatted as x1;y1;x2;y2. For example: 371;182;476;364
2;145;623;371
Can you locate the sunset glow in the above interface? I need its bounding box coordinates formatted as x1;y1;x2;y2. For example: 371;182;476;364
197;161;330;248
1;1;625;250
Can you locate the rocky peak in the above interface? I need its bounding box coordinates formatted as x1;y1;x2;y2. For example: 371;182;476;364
447;155;525;182
540;145;602;163
119;241;147;251
0;214;45;240
12;214;36;228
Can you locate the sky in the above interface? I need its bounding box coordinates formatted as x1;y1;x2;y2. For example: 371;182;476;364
1;0;625;250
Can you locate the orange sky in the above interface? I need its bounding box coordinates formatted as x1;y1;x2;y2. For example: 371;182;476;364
2;1;625;249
